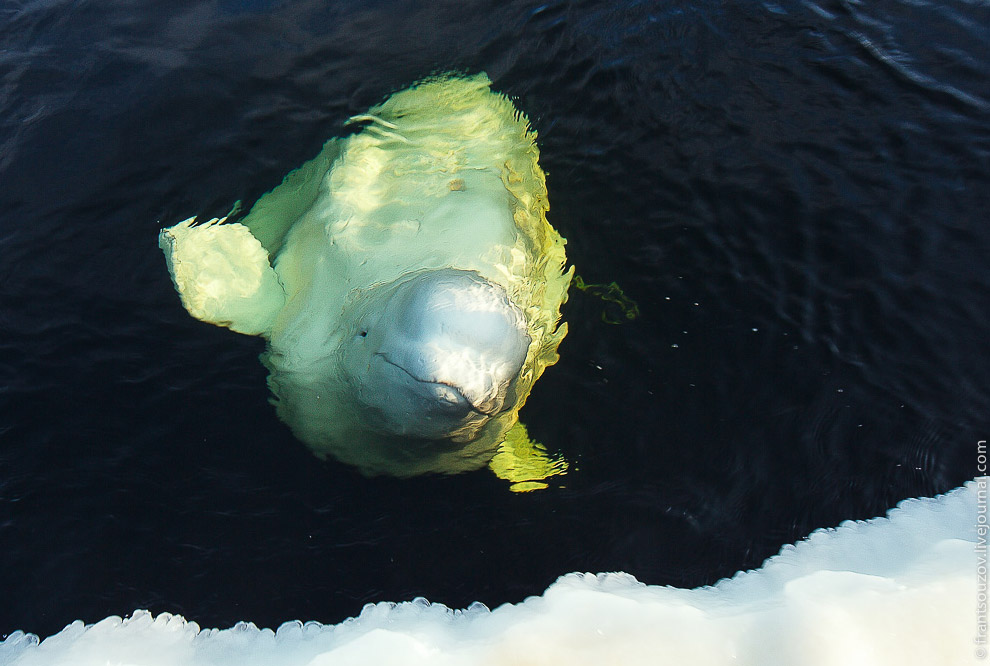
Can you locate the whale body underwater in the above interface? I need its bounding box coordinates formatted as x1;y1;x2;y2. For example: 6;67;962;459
159;73;572;487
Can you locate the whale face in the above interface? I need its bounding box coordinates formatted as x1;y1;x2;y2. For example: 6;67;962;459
340;269;530;440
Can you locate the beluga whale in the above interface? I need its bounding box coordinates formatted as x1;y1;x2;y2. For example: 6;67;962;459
160;73;572;489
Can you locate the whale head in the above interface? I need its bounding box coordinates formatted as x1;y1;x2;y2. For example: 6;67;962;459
340;269;531;441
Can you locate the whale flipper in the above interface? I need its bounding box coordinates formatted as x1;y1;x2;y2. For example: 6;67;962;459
158;217;285;336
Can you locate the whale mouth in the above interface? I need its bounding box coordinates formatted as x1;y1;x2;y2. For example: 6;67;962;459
378;354;496;416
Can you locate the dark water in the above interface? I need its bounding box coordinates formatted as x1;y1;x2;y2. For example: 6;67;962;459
1;0;987;639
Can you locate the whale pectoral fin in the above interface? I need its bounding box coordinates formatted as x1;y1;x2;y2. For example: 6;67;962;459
159;217;285;336
488;421;569;492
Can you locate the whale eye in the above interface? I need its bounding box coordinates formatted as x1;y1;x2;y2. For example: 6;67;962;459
358;330;368;338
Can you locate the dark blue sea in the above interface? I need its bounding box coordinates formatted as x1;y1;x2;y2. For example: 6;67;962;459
0;0;987;639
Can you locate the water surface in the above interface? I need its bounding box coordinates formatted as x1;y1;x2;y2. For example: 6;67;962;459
0;0;986;638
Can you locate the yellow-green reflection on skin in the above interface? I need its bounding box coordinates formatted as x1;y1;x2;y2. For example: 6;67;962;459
488;421;569;492
160;73;572;487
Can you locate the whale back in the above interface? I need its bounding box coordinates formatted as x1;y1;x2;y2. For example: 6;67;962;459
267;74;571;375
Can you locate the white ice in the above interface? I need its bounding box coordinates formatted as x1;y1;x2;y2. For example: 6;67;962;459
1;478;981;666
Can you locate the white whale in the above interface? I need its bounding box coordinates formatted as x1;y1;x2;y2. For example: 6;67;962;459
159;74;572;482
1;478;979;665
